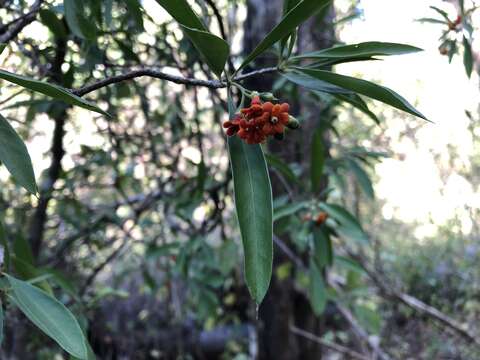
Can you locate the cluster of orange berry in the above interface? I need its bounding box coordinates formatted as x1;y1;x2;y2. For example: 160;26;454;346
223;95;299;144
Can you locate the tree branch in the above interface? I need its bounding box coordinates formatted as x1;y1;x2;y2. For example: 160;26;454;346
0;0;44;44
346;250;480;346
290;325;370;360
71;67;279;96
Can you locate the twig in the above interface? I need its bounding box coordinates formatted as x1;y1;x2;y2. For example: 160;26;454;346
335;303;391;360
234;67;279;82
72;67;279;96
0;0;44;43
344;249;480;346
72;69;224;96
290;325;370;360
273;235;306;271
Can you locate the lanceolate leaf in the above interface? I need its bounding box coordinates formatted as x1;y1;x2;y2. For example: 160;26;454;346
463;36;473;78
64;0;97;40
313;227;333;269
280;0;301;52
274;201;309;222
265;153;299;184
309;259;327;316
6;274;90;359
155;0;229;78
0;113;37;194
39;9;68;39
228;135;273;305
283;72;351;94
155;0;206;30
416;17;448;25
283;0;301;14
238;0;331;71
430;6;450;22
295;68;427;120
320;203;369;244
333;93;380;124
292;41;422;61
348;159;375;199
227;93;273;304
0;69;108;116
181;26;230;78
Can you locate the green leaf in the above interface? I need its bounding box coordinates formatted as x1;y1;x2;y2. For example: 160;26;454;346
0;44;6;56
430;6;450;22
6;274;90;359
39;9;67;39
280;0;301;53
228;136;273;304
265;153;299;184
319;203;369;244
463;36;473;78
125;0;145;31
283;72;351;94
155;0;229;78
354;304;382;335
348;159;374;199
283;0;301;14
64;0;97;40
227;92;272;304
11;256;53;294
238;0;331;71
13;234;34;266
313;227;333;269
334;256;365;274
333;93;379;124
274;201;308;222
155;0;206;30
295;68;427;120
0;113;37;194
293;42;422;61
311;128;325;192
0;70;108;116
309;259;327;316
416;17;448;25
181;25;229;78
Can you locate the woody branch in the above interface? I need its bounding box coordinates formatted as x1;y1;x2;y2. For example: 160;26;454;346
71;66;279;96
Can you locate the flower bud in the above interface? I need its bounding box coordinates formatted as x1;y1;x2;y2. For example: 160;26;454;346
260;92;277;101
287;115;300;130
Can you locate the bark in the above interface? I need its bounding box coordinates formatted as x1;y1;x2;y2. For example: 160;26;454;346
28;38;68;260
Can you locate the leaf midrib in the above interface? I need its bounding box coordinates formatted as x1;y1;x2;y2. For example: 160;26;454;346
10;283;86;358
242;142;261;301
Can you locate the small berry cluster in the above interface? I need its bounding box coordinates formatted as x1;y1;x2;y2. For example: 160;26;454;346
223;95;299;144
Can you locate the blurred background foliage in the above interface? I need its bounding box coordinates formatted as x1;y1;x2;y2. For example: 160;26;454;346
0;0;480;359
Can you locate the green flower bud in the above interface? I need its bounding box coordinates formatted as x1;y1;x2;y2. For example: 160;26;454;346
287;115;300;130
260;92;277;101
